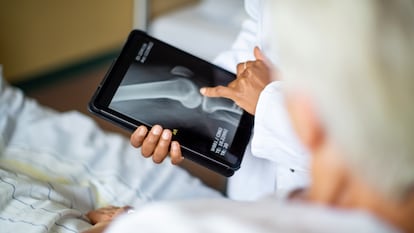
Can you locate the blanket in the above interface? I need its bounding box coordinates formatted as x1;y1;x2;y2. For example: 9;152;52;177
0;67;220;233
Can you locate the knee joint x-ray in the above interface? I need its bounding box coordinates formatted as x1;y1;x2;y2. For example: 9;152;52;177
111;65;242;127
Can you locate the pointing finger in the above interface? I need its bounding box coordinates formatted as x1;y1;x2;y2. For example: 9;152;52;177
200;86;235;99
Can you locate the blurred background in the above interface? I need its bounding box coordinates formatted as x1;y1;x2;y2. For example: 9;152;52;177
0;0;247;191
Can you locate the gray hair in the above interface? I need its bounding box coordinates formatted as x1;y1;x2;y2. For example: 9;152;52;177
267;0;414;200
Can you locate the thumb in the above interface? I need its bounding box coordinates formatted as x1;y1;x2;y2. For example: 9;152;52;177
254;46;267;61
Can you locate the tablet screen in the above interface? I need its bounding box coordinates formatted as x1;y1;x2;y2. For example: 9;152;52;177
92;30;253;170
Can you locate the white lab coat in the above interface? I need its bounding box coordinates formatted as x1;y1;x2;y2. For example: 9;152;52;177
215;0;310;200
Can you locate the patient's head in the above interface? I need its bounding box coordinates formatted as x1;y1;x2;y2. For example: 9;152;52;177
268;0;414;231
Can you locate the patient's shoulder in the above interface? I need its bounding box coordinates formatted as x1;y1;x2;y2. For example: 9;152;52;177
105;198;398;233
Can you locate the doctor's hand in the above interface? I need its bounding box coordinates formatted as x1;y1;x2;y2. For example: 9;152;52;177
200;47;276;115
130;125;184;165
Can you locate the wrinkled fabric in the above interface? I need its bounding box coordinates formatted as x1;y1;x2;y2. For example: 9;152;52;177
0;66;221;233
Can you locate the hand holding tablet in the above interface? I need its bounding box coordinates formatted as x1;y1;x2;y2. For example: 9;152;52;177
89;30;253;176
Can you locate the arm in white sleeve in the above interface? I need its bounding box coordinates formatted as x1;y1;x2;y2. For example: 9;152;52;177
213;0;263;72
252;81;310;189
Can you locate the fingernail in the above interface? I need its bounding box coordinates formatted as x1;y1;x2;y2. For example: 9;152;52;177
137;126;146;136
199;88;206;95
171;141;179;151
161;130;171;139
152;126;162;135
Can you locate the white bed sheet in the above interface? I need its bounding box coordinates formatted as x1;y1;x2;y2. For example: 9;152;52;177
0;66;221;233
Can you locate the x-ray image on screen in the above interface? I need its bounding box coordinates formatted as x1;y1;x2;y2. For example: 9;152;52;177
108;40;243;162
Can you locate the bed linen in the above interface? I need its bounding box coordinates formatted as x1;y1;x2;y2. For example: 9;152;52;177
0;66;221;233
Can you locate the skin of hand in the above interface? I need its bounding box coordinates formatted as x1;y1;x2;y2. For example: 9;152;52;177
129;47;275;165
200;46;276;115
130;124;184;165
82;206;131;233
86;206;130;225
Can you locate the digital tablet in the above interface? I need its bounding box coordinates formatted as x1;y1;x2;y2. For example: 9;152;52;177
89;30;253;177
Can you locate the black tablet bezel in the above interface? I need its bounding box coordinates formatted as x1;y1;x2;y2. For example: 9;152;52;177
89;30;253;176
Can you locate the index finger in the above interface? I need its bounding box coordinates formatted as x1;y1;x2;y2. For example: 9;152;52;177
130;125;148;148
200;85;236;99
